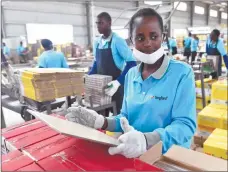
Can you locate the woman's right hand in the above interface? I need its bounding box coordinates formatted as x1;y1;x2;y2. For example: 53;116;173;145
66;106;105;129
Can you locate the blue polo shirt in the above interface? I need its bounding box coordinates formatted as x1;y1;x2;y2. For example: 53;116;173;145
206;37;227;56
107;56;196;153
3;46;10;56
191;39;199;52
17;46;25;55
38;50;69;68
184;37;191;48
169;39;177;48
93;32;135;71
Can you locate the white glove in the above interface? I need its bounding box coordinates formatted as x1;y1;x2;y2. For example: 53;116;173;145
66;106;104;129
108;117;147;158
105;80;120;97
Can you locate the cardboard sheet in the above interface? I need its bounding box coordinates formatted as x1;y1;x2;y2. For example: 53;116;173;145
28;110;119;146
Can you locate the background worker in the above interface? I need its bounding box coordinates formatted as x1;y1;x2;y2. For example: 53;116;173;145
89;12;136;114
190;34;199;65
38;39;69;68
17;41;27;63
206;29;228;76
66;8;196;158
2;42;10;59
168;37;177;55
183;32;192;61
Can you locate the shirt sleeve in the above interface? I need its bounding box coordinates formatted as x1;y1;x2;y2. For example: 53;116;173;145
106;70;130;132
115;37;135;62
61;54;69;68
154;68;197;153
217;39;227;56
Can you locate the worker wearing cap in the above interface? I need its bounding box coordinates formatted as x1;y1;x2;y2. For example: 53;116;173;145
38;39;69;68
206;29;228;76
89;12;136;114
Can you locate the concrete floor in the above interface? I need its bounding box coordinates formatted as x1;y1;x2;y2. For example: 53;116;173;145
2;107;25;128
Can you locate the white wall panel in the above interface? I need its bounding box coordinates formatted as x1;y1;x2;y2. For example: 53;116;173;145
193;2;207;27
2;1;88;47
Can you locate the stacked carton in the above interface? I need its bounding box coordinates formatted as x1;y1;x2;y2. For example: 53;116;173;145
204;128;227;160
85;74;112;106
19;68;84;102
195;78;217;110
195;78;227;151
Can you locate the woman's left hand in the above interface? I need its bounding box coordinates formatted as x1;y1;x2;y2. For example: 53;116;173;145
108;117;147;158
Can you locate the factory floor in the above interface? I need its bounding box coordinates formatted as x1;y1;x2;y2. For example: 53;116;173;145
2;107;25;128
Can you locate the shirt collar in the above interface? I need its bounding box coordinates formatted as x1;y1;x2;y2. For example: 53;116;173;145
134;55;170;83
101;32;113;42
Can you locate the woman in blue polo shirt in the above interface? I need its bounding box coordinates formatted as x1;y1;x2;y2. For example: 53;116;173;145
206;29;228;76
66;8;196;158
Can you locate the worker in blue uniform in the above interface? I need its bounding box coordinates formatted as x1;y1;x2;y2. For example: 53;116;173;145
89;12;136;114
168;37;177;55
183;32;192;61
17;41;27;63
38;39;69;68
2;42;10;58
66;8;196;158
190;35;199;65
206;29;228;76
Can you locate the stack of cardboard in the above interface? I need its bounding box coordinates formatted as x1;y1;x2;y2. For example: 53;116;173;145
19;68;85;102
85;74;112;106
204;128;227;160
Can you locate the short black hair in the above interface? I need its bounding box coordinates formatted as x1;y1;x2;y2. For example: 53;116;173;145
188;32;192;37
129;8;163;38
212;29;220;37
97;12;112;22
41;39;53;49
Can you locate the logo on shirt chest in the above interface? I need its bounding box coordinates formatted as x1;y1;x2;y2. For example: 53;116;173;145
151;95;168;101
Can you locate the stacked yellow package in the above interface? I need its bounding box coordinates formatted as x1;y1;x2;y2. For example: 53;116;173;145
195;78;217;110
20;68;85;102
204;128;227;160
211;78;227;110
198;105;227;134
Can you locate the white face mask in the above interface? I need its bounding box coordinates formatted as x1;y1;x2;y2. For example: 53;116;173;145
133;46;165;64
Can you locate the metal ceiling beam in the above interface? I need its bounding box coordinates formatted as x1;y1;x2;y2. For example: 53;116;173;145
85;1;92;46
206;4;210;26
190;1;194;27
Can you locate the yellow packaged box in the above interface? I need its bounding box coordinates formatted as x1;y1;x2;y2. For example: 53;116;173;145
196;96;210;110
211;79;227;108
221;113;227;130
198;106;224;129
195;79;216;97
204;128;227;160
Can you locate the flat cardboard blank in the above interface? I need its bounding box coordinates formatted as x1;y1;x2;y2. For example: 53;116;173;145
28;110;119;147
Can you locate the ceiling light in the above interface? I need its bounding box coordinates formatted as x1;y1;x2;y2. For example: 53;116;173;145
221;2;227;6
219;8;224;12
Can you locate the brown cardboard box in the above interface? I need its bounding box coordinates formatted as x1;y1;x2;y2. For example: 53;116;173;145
139;142;227;171
55;86;73;98
53;79;71;88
